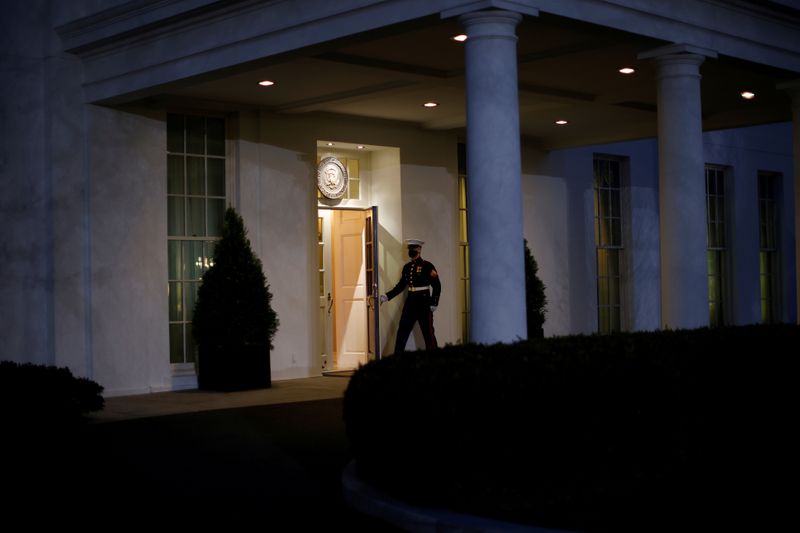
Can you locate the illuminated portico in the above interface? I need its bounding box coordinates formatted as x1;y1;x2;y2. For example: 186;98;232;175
1;0;798;395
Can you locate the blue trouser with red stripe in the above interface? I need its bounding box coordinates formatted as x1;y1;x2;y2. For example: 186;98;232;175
394;291;437;353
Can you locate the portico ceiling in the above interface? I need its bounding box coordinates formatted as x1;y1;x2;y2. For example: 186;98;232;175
158;12;795;150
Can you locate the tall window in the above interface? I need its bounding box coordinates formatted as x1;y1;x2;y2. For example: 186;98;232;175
167;114;227;364
593;157;625;334
457;144;470;343
758;172;781;323
705;166;728;327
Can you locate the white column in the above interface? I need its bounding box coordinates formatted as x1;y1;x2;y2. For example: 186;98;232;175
460;10;527;343
640;47;715;330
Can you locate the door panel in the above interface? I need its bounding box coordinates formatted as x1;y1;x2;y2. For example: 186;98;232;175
365;206;380;361
333;210;367;369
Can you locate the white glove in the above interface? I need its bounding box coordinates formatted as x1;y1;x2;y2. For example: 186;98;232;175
430;305;437;313
379;294;388;304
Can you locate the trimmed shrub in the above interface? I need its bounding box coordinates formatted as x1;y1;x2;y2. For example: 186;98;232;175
524;239;547;338
193;207;278;391
0;361;104;429
343;325;797;532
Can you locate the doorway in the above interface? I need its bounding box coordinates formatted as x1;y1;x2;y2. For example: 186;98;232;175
318;207;380;372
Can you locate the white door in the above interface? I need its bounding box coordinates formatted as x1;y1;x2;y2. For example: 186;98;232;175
333;210;368;369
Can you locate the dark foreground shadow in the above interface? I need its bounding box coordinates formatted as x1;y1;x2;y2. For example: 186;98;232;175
5;399;399;530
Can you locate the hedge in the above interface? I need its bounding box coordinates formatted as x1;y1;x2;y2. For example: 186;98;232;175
0;361;104;431
343;325;797;532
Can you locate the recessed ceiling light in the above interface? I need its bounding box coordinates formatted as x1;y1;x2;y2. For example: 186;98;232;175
741;91;756;100
618;67;635;75
357;145;365;150
258;80;275;87
423;102;439;108
326;142;334;146
452;34;468;42
555;120;569;125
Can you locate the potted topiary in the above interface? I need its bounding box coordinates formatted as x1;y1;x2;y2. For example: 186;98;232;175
524;239;547;338
193;207;278;391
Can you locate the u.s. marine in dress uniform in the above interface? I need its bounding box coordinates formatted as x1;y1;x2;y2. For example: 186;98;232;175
380;239;441;353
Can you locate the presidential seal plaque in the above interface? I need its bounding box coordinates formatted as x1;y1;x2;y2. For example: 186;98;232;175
317;156;349;199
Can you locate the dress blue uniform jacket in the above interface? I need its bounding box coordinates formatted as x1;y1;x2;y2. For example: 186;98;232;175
386;257;441;305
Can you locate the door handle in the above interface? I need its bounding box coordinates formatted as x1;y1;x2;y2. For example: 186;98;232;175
327;292;333;315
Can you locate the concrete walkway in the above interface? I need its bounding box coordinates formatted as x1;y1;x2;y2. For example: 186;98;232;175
8;375;402;530
93;375;351;422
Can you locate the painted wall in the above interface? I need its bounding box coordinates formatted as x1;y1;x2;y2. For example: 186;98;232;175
87;106;172;395
703;122;796;325
0;0;56;366
251;112;458;379
525;122;795;338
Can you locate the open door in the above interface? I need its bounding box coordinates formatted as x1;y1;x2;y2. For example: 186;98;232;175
320;206;380;371
365;206;381;361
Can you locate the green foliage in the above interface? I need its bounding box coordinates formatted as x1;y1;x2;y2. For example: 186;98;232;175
344;325;796;532
524;239;547;338
193;207;278;390
0;361;104;427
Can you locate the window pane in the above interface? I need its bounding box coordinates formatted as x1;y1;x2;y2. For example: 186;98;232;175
598;189;609;219
610;307;621;332
168;240;181;280
707;251;718;276
169;282;182;321
169;324;185;364
706;173;716;195
168;197;185;236
597;249;608;277
183;240;204;280
599;218;611;246
206;118;225;156
609;277;620;305
347;159;359;179
598;307;609;334
611;219;622;246
168;155;184;194
185;323;197;363
186;116;205;154
187;198;206;237
207;199;225;237
709;301;719;328
187;157;205;195
204;241;217;267
609;162;620;187
610;191;620;217
459;211;468;242
185;282;198;321
607;250;619;276
598;278;609;306
207;158;225;197
167;114;184;153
